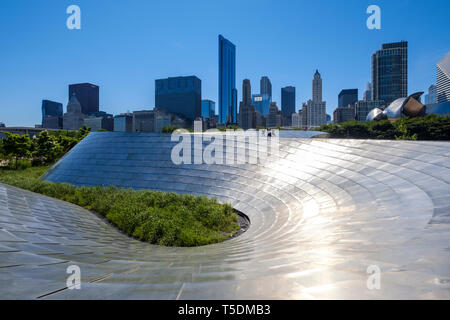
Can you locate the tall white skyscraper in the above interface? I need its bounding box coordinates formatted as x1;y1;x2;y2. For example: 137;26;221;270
306;70;326;128
436;52;450;103
312;70;322;102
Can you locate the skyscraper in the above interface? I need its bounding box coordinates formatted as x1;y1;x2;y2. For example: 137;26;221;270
41;100;63;119
333;107;355;124
201;100;216;118
338;89;358;108
291;112;301;128
371;41;408;105
68;83;99;115
252;94;271;116
307;70;326;128
312;70;322;102
218;35;237;124
155;76;202;121
301;103;308;129
260;76;272;98
436;52;450;103
41;100;63;129
266;102;282;128
242;79;252;106
363;82;372;101
425;84;437;104
238;79;256;130
281;86;296;116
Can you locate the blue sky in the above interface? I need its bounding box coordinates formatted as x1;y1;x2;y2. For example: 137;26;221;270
0;0;449;126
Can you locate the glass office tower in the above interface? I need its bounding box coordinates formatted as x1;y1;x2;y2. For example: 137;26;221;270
252;94;271;116
218;35;237;124
338;89;358;108
68;83;100;115
155;76;201;121
260;76;272;98
281;86;296;116
371;41;408;105
41;100;63;119
201;100;216;118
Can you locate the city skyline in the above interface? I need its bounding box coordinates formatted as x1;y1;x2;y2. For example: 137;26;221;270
1;0;449;126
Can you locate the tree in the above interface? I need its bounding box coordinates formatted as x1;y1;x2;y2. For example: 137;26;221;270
33;131;63;164
1;132;32;169
57;135;79;154
76;125;91;140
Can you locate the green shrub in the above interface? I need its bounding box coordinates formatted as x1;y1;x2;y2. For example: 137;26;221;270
368;120;397;139
7;159;31;170
0;166;240;247
161;126;181;133
318;115;450;140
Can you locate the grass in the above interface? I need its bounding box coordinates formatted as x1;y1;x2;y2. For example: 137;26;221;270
0;166;239;247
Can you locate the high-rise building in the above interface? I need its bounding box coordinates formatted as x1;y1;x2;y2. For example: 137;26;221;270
306;70;326;128
354;100;384;122
260;76;272;97
338;89;358;108
333;107;355;124
266;102;282;128
425;84;437;104
218;35;237;124
41;100;63;119
306;98;326;128
238;104;256;130
63;94;85;130
114;114;133;132
436;52;450;103
252;93;271;116
291;112;301;128
201;100;216;118
41;100;63;129
312;70;322;103
301;103;308;129
255;111;265;128
371;41;408;105
281;86;296;116
68;83;99;115
242;79;252;106
363;82;372;101
155;76;201;121
238;79;256;130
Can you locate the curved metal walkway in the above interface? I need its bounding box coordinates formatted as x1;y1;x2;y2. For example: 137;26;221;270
1;132;449;299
